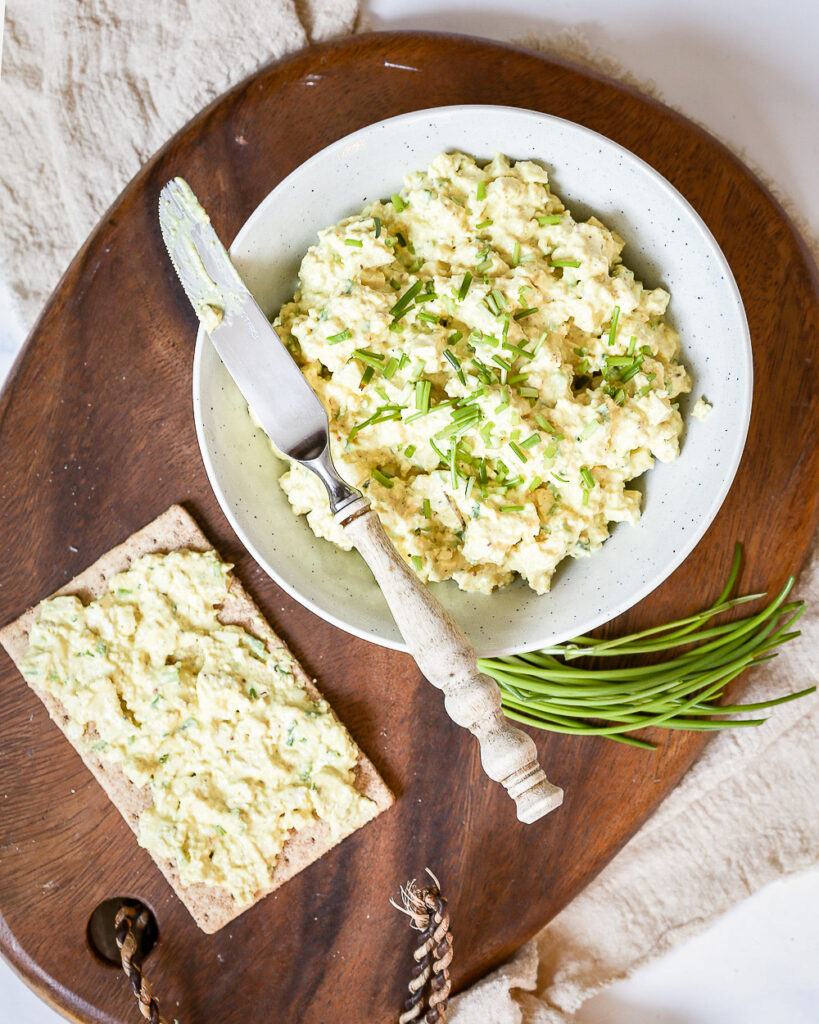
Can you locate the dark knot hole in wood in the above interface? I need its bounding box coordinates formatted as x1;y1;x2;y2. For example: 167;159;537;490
87;898;159;967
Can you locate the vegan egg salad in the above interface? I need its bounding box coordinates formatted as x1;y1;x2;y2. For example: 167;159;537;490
20;550;377;904
270;152;691;594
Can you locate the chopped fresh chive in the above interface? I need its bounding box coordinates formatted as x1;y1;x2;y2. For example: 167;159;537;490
496;459;509;480
550;259;581;268
359;366;374;388
543;443;558;460
390;279;424;317
521;433;540;449
449;445;459;488
627;334;636;356
443;348;466;385
345;238;363;248
435;416;479;440
509;440;528;463
373;217;381;237
501;505;525;513
503;341;533;360
534;414;554;433
383;356;399;379
479;421;494;445
398;352;410;370
580;466;596;489
389;278;401;290
606;355;634;367
513;307;539;321
371;468;394;488
395;231;407;247
407;257;423;273
495;388;510;413
389;321;405;334
417;311;440;324
476;219;493;229
620;363;644;383
551;471;568;483
528;476;542;491
391;193;406;212
349;405;402;439
415;379;431;413
579;419;601;440
414;292;438;303
451;403;480;421
411;555;423;571
402;445;416;460
607;306;621;346
507;373;528;385
429;439;446;463
491;354;512;372
423;498;431;519
458;271;473;301
636;383;652;398
476;180;486;200
447;330;463;345
327;327;351;344
490;288;506;310
537;213;564;225
353;348;385;368
518;387;539;398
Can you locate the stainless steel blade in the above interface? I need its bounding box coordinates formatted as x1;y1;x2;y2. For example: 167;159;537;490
159;178;360;514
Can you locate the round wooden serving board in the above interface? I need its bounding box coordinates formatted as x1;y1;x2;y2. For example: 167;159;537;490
1;32;818;1024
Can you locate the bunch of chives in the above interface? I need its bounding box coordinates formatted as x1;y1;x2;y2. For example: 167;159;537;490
478;547;815;749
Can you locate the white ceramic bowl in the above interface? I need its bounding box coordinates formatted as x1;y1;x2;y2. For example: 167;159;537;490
193;105;752;657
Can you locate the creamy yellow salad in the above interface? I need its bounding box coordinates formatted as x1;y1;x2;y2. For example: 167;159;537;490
20;550;377;903
270;152;691;595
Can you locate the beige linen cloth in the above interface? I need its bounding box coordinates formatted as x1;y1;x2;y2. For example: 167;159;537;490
1;3;817;1021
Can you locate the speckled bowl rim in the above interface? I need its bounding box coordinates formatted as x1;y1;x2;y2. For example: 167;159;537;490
192;104;752;656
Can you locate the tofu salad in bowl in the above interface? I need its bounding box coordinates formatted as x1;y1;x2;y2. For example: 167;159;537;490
193;106;751;656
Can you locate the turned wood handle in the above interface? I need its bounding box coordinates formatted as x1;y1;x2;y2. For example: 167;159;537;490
339;502;563;823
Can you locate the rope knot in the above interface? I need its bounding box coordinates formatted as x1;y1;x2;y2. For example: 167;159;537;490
392;870;453;1024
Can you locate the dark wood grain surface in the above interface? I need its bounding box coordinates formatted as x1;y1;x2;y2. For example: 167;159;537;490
1;32;817;1024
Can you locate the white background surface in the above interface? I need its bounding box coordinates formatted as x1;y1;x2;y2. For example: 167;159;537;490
1;1;817;1021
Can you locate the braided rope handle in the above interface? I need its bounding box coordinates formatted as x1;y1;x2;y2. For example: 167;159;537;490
114;906;169;1024
393;873;453;1024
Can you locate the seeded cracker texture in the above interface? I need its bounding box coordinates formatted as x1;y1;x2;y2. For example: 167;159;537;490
0;505;393;933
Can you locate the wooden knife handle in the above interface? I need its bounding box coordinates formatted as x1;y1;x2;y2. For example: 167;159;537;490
339;502;563;823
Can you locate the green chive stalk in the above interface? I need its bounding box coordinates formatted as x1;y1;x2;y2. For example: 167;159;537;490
479;547;815;749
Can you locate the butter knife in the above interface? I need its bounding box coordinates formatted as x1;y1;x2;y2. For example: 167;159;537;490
159;178;563;823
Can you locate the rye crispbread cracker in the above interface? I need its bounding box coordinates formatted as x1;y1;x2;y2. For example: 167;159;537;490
0;505;393;933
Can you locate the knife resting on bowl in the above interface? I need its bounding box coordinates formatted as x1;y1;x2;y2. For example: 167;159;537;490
159;178;563;823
